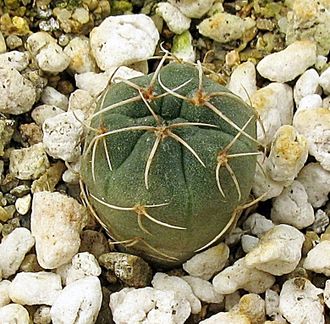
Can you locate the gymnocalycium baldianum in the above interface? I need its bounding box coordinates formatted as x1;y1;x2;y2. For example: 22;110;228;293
80;54;260;267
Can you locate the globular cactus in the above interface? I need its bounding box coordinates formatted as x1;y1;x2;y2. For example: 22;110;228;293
81;57;259;267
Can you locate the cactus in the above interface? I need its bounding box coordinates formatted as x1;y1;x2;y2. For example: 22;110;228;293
81;57;259;267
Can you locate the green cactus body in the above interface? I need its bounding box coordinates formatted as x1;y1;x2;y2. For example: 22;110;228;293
81;61;258;267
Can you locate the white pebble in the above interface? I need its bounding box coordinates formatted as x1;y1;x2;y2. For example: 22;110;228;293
293;108;330;171
0;304;30;324
0;67;36;115
57;252;101;285
312;209;329;234
265;289;281;318
15;194;32;215
251;82;293;146
241;234;259;253
27;32;69;73
266;125;308;184
50;276;102;324
9;143;50;180
33;306;51;324
169;0;215;18
31;104;65;126
31;191;87;269
183;242;229;280
0;280;11;307
279;278;324;324
0;228;35;278
319;67;330;94
41;86;68;111
227;61;257;102
257;40;317;82
304;240;330;276
324;280;330;309
293;69;321;106
242;212;274;238
62;158;80;184
270;180;314;229
152;272;201;314
42;110;84;162
298;94;323;111
64;36;97;74
172;31;196;63
182;276;223;304
244;224;305;276
75;71;110;97
110;287;191;324
90;14;159;70
297;162;330;208
8;272;62;306
198;12;255;43
200;312;250;324
156;2;191;34
68;89;96;120
0;51;29;71
212;258;275;294
252;153;284;201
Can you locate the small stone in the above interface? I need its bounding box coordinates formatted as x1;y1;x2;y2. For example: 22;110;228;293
293;108;330;170
244;224;305;276
323;96;330;108
33;306;51;324
266;125;308;184
228;61;257;103
252;153;284;201
156;2;191;34
90;14;159;70
241;235;259;253
183;242;229;280
0;119;15;156
9;143;50;180
242;213;274;238
152;272;201;314
182;276;224;304
0;227;35;278
270;180;314;229
98;252;152;288
42;110;84;162
224;291;241;311
198;12;255;43
110;287;191;324
172;30;196;63
31;191;88;269
200;312;250;324
169;0;215;18
231;293;266;324
8;272;62;306
31;104;65;126
265;289;281;318
257;41;317;82
41;86;69;111
50;276;102;324
72;7;90;24
19;123;43;146
0;51;29;71
0;31;6;53
79;230;110;258
0;304;30;324
311;209;329;234
251;82;293;146
62;158;80;184
64;36;97;74
298;94;323;111
324;280;330;308
57;252;101;285
212;258;275;294
19;253;43;273
279;278;324;324
0;280;11;307
293;69;321;105
15;194;31;215
0;67;36;115
68;89;96;120
75;71;111;98
319;67;330;94
5;35;23;50
303;240;330;276
297;162;330;208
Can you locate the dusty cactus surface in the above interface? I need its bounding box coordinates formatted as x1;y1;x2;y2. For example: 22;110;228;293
81;60;258;267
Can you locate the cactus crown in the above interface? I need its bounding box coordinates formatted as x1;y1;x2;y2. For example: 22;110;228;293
81;57;259;267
